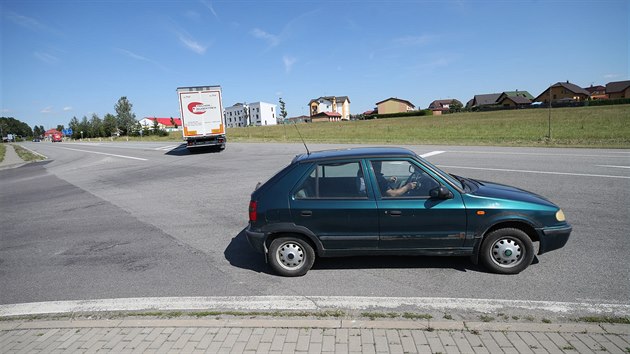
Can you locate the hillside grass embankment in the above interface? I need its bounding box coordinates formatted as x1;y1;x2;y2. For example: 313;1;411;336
225;105;630;148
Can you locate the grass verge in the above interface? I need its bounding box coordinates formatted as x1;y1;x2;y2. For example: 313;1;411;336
227;105;630;148
13;144;46;162
0;143;6;163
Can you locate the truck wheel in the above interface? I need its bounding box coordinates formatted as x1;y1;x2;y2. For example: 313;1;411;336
480;228;534;274
268;237;315;277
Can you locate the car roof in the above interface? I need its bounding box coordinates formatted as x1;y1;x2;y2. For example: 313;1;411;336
293;147;418;163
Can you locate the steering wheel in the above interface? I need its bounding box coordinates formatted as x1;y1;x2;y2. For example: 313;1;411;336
404;170;423;191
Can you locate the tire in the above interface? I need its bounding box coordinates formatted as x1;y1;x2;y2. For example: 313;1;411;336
268;237;315;277
479;228;534;274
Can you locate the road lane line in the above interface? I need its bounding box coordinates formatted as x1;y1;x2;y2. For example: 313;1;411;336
57;147;147;161
448;150;630;158
0;296;628;317
438;165;630;179
420;151;445;158
597;165;630;169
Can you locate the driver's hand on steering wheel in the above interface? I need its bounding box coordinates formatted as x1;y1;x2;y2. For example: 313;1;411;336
406;182;417;190
389;176;397;183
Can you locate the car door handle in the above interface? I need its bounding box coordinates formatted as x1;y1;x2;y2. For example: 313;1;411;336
387;210;402;216
301;210;312;216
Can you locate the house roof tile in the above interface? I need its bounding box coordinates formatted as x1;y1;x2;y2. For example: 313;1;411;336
606;80;630;93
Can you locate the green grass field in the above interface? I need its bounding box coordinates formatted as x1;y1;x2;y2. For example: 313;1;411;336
225;105;630;148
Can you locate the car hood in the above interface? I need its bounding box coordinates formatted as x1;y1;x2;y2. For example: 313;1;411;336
470;179;556;207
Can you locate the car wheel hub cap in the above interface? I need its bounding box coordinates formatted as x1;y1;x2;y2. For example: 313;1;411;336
491;238;522;267
278;243;304;269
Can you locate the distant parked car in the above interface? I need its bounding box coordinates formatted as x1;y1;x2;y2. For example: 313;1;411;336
32;138;41;142
246;147;571;276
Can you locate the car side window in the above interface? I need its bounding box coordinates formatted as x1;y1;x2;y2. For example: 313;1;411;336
370;160;440;198
294;161;367;199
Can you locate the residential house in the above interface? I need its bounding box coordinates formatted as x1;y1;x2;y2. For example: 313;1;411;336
585;84;608;100
224;102;278;128
465;93;502;109
533;81;590;104
606;80;630;99
309;96;351;120
286;115;311;124
311;111;342;122
495;91;534;108
428;99;461;115
139;117;182;132
375;97;415;115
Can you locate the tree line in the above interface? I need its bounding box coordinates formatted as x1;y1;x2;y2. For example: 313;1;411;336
2;96;170;141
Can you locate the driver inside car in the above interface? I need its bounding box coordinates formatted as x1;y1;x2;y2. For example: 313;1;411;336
371;161;416;197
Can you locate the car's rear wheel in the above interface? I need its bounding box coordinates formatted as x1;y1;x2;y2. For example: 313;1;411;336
268;237;315;277
480;228;534;274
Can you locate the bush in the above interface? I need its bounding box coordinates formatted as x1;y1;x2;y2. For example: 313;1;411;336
365;110;432;119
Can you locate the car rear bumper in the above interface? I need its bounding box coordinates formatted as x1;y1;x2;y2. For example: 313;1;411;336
538;224;572;254
245;227;267;254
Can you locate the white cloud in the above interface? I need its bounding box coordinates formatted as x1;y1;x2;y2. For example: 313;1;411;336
604;74;620;79
34;52;59;64
283;56;297;73
63;106;73;112
41;106;53;114
393;35;434;47
251;28;280;47
200;0;219;20
178;34;207;54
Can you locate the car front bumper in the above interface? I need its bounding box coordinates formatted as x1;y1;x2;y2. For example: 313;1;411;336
538;224;572;254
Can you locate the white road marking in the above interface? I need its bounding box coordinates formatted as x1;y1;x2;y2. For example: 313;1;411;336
448;150;630;158
0;296;627;317
597;165;630;169
439;165;630;179
155;145;182;151
57;147;147;161
420;151;445;158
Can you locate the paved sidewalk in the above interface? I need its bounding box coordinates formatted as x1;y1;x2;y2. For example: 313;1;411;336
0;144;26;169
1;316;629;353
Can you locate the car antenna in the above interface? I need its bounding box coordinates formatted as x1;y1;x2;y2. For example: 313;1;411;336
293;124;310;155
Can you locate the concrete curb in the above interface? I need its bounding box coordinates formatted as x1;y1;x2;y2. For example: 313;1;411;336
2;318;627;335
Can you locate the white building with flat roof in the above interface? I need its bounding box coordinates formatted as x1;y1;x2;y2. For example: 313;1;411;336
224;102;277;128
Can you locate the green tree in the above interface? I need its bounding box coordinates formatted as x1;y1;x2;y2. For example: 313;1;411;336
68;116;80;139
448;100;463;114
1;117;32;138
279;98;288;123
152;118;160;134
90;113;104;137
56;124;65;132
114;96;137;135
103;113;117;137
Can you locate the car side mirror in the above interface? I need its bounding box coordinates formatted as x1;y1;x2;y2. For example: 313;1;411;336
430;186;454;199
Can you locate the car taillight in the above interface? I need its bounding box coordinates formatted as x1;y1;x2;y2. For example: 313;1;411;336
249;200;257;222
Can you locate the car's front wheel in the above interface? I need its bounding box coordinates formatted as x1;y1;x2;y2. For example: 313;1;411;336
480;228;534;274
268;236;315;277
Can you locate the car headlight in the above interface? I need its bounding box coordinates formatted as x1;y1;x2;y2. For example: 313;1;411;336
555;209;566;222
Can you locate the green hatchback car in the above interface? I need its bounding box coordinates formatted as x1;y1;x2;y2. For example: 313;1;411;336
246;147;571;276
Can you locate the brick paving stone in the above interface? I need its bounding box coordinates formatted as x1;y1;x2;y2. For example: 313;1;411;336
131;340;152;354
506;331;535;354
590;333;625;353
296;329;311;352
322;333;335;352
222;332;240;349
605;333;630;351
270;331;286;351
261;328;276;343
307;342;322;354
491;331;514;349
214;327;232;342
373;329;389;353
171;333;192;349
237;328;253;343
245;333;263;351
559;332;594;353
310;328;323;343
531;332;563;354
335;328;348;344
516;332;547;354
451;331;475;353
349;331;362;352
229;341;246;353
479;332;503;353
148;333;169;349
426;331;446;354
546;332;571;349
256;341;272;353
361;328;375;344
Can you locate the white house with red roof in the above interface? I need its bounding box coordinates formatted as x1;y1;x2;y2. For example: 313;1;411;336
139;117;183;132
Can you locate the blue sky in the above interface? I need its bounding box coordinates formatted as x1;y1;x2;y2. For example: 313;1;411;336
1;0;628;130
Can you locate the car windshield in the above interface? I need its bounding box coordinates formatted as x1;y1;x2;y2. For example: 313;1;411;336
417;156;463;189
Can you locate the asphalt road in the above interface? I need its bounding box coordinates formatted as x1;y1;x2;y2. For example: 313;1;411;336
1;141;629;309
